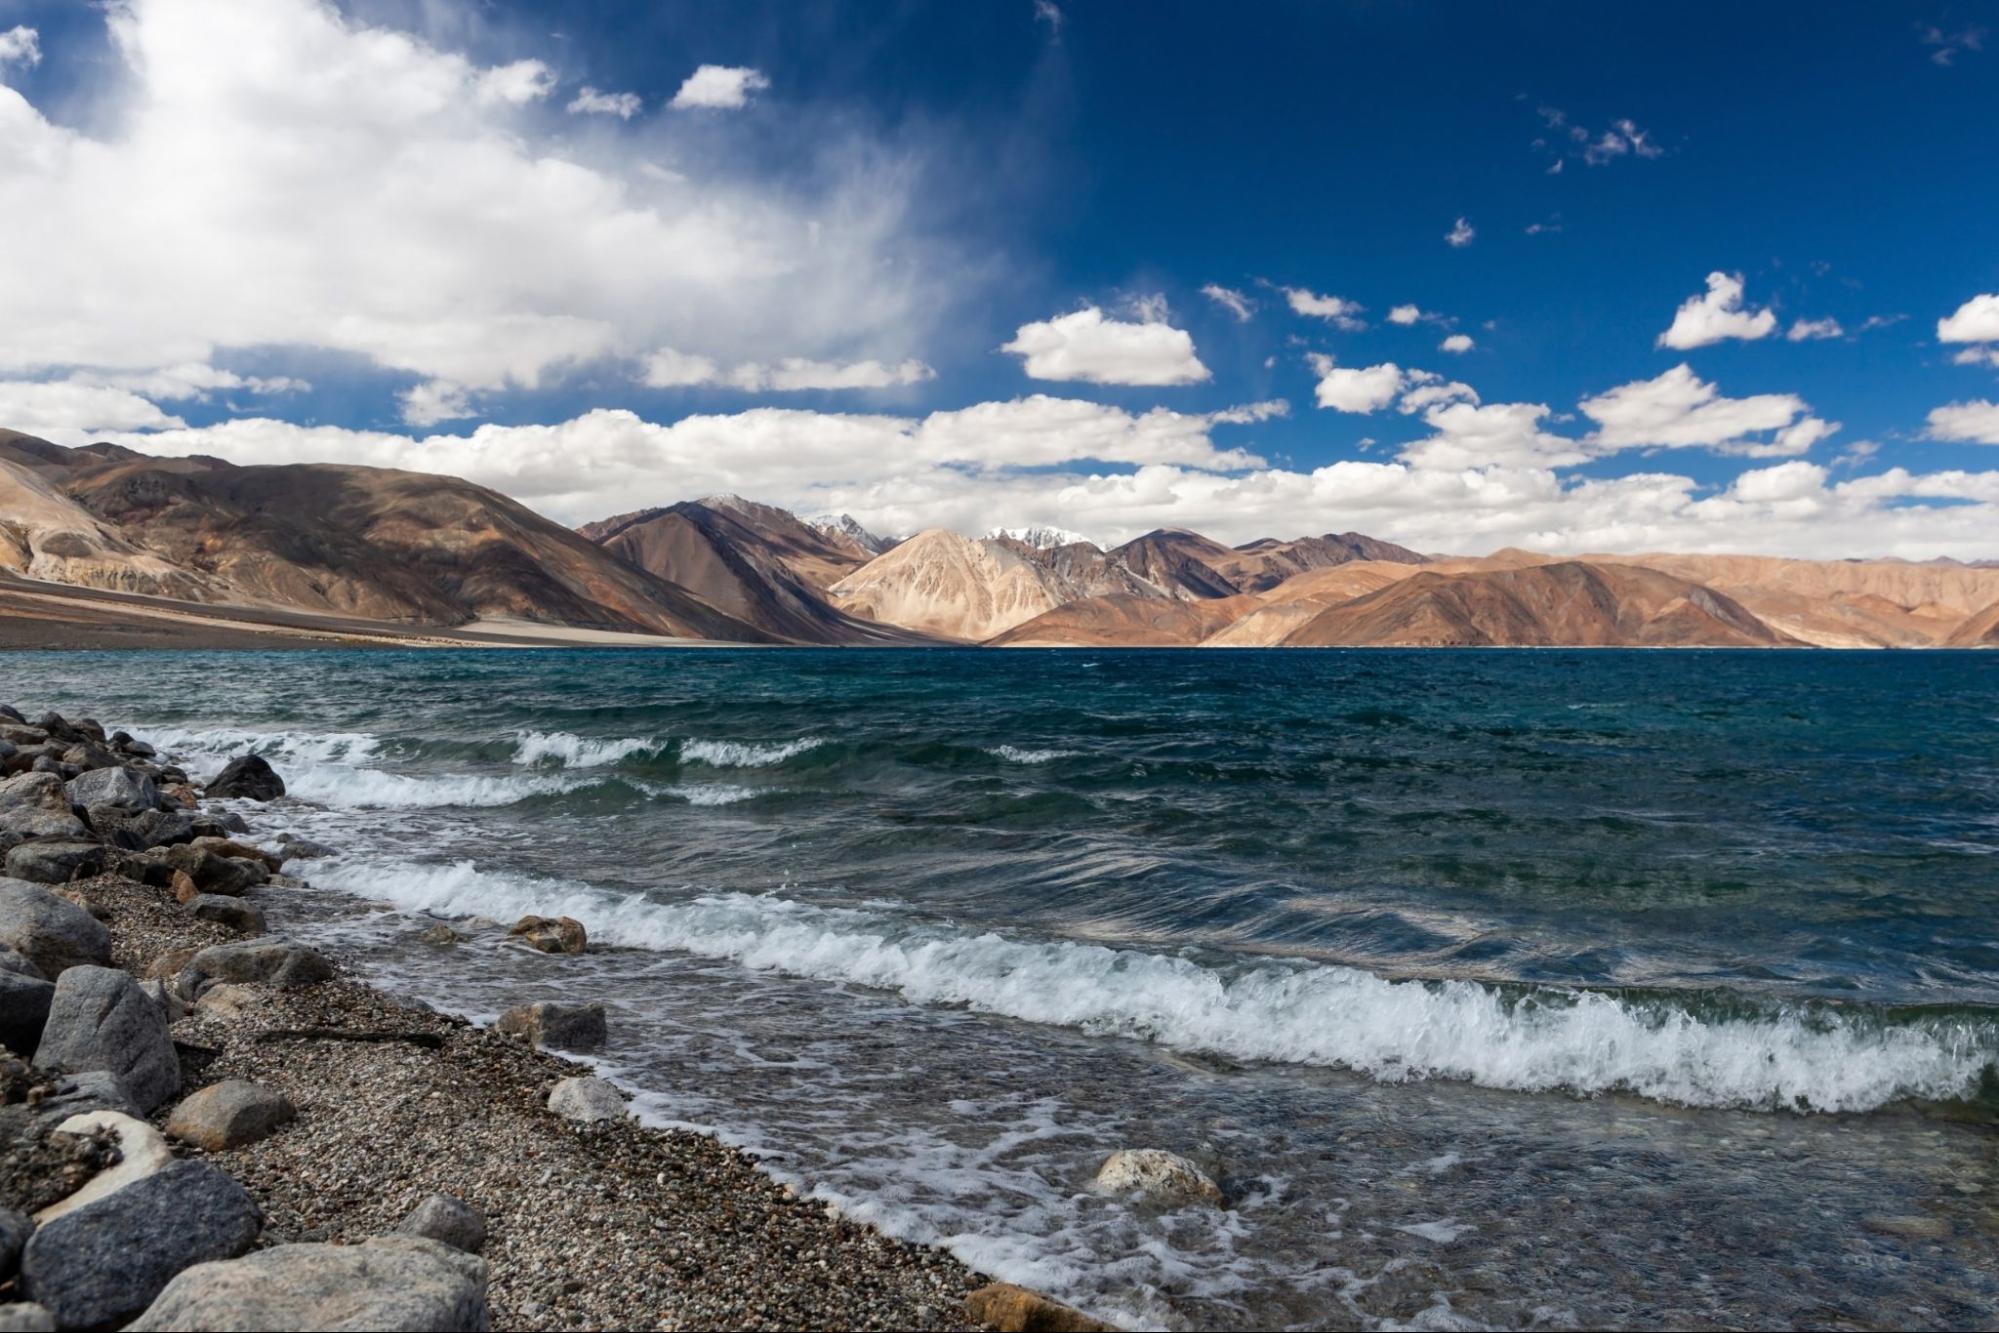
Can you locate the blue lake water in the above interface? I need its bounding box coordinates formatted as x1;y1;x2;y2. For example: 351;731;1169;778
5;647;1996;1328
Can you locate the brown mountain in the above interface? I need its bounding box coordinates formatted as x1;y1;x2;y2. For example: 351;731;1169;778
1211;532;1428;592
1201;562;1424;646
1108;529;1243;599
1946;599;1999;647
3;433;770;641
1280;561;1794;647
987;592;1263;647
581;500;924;644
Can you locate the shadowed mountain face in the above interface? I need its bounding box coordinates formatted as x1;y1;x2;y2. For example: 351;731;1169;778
1947;599;1999;647
1280;561;1794;647
987;592;1265;646
1108;529;1246;599
580;501;927;645
1;433;772;641
1213;532;1429;593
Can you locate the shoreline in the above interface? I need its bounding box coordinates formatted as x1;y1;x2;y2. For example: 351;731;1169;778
0;707;1105;1332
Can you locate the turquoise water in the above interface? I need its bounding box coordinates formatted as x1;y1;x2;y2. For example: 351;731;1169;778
5;648;1996;1327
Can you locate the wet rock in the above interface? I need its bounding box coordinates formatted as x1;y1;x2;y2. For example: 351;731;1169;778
0;970;53;1054
546;1075;627;1123
275;834;335;862
166;1079;297;1151
396;1193;487;1254
188;893;267;934
420;923;462;947
138;978;190;1024
35;1110;173;1223
0;1303;53;1332
507;914;587;954
180;938;334;992
189;837;282;871
160;783;198;809
4;840;110;886
0;773;88;841
64;765;158;812
162;845;265;895
127;1234;486;1332
1092;1148;1224;1207
0;880;112;977
498;1001;607;1052
204;755;285;802
94;807;193;851
21;1159;261;1330
964;1282;1116;1333
0;1209;28;1282
34;965;181;1113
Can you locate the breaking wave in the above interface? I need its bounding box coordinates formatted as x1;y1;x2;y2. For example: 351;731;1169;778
511;730;661;769
680;737;823;768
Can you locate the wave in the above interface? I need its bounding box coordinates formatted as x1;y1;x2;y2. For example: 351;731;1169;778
988;745;1079;765
511;730;660;769
142;723;385;769
308;857;1998;1114
681;738;822;768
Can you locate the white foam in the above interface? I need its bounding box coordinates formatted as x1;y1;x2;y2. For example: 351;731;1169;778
304;858;1998;1114
681;737;822;768
989;745;1079;765
660;784;762;807
141;724;383;770
512;730;658;769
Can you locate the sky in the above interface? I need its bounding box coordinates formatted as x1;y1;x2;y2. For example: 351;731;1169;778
1;0;1997;557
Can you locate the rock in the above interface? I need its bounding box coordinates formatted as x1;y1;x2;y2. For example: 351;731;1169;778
1092;1148;1224;1207
0;879;112;977
161;782;198;809
64;765;159;812
3;840;110;885
419;923;462;947
0;970;54;1055
0;1208;28;1282
0;1304;54;1332
204;755;285;801
166;1079;296;1151
189;837;281;871
138;978;191;1023
0;773;88;841
171;869;200;903
0;944;42;978
188;894;267;934
128;1234;487;1332
395;1194;487;1254
964;1283;1116;1333
96;807;193;851
507;914;587;954
497;1001;606;1052
26;1071;141;1125
21;1159;261;1330
144;945;201;981
546;1076;627;1123
35;1110;174;1223
180;938;334;992
192;983;263;1022
1865;1214;1950;1241
33;965;181;1113
275;834;335;862
163;844;265;895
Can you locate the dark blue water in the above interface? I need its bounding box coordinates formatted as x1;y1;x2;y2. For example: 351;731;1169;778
4;647;1996;1328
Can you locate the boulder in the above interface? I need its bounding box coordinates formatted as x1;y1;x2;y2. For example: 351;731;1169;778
190;837;282;871
546;1076;626;1123
204;755;285;802
20;1159;261;1330
0;944;40;977
0;1304;53;1332
161;782;199;809
34;965;181;1113
0;773;88;841
0;880;112;977
163;845;265;895
0;971;53;1055
138;978;191;1024
192;983;263;1022
497;1002;606;1052
275;834;336;862
188;894;267;934
171;869;200;903
4;840;110;885
419;923;462;947
35;1110;174;1223
507;914;586;954
92;807;193;851
166;1080;297;1151
964;1283;1116;1333
64;766;158;812
24;1071;141;1125
0;1208;28;1282
180;938;334;992
395;1194;487;1254
1092;1148;1224;1208
127;1234;487;1332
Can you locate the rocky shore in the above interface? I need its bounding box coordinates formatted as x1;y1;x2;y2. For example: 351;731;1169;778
0;705;1114;1332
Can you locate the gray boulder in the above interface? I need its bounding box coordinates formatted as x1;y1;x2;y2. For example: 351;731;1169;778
0;971;53;1055
88;806;192;852
205;755;285;802
1092;1148;1225;1207
165;1080;296;1151
21;1159;261;1330
547;1075;627;1124
64;766;158;812
0;944;39;977
0;879;112;977
275;834;336;862
128;1236;487;1332
24;1071;141;1126
179;938;334;992
0;773;88;841
0;1304;53;1332
497;1001;606;1052
396;1194;487;1254
162;845;265;895
4;840;109;886
0;1208;28;1282
506;914;586;954
187;894;267;934
34;965;181;1113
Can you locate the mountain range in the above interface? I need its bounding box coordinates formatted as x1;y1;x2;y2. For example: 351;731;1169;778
4;428;1997;649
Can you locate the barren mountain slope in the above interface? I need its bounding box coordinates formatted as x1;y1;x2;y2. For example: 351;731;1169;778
987;593;1264;646
0;438;207;599
828;529;1095;640
1945;598;1999;646
1108;529;1243;599
1211;532;1428;593
1201;562;1425;646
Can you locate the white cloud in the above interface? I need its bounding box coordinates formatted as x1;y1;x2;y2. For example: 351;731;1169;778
1283;288;1365;330
1439;333;1474;354
1445;217;1475;248
1034;1;1065;34
1938;294;1999;344
1201;283;1254;322
1398;400;1585;470
1388;304;1422;326
1786;317;1843;342
475;59;555;106
1926;400;1999;444
1394;374;1479;414
401;379;475;427
0;0;937;410
0;25;40;68
1306;355;1405;413
640;349;934;393
669;65;770;111
0;380;184;442
1580;364;1836;457
1952;346;1999;368
1001;306;1210;386
1657;272;1777;349
567;87;642;118
1535;107;1664;171
1918;23;1986;66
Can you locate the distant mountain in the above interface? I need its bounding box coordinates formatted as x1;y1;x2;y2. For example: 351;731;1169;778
0;432;206;598
985;524;1093;550
1946;598;1999;647
1279;561;1794;647
580;501;925;645
1108;529;1244;599
988;592;1263;646
825;530;1070;640
1201;562;1422;647
805;512;894;560
1212;532;1428;593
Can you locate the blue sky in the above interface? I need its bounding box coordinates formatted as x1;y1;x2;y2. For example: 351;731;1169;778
1;0;1996;556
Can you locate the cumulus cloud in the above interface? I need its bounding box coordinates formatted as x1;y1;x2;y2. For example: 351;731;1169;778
1001;306;1210;386
1283;288;1365;330
0;0;938;408
1201;284;1255;322
1926;400;1999;444
640;350;933;392
567;87;643;118
1445;217;1476;248
669;65;770;110
1658;272;1778;349
401;380;476;427
1580;364;1836;457
1307;356;1406;413
0;25;40;68
1388;305;1423;326
1439;333;1474;354
1938;294;1999;344
0;380;185;441
1786;317;1843;341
